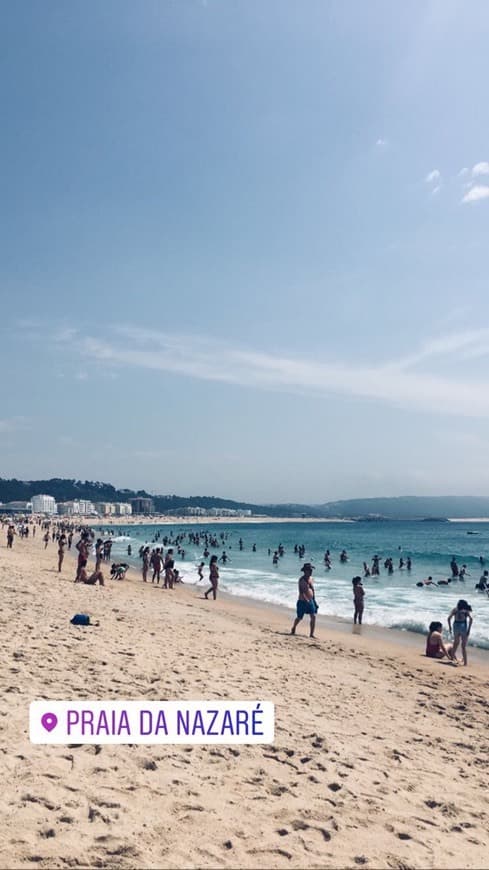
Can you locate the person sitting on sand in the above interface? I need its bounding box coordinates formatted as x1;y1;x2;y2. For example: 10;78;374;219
291;563;318;639
204;555;219;600
426;621;455;661
76;566;105;586
448;600;473;667
352;576;365;624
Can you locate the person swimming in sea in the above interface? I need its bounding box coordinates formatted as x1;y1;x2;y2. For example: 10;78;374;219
416;576;436;587
475;570;489;592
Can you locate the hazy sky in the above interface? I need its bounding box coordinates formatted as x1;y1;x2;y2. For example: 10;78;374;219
2;0;489;503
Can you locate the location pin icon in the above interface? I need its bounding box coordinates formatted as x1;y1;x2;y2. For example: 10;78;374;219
41;712;58;733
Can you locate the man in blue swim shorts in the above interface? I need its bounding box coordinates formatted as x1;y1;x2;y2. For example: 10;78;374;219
291;563;318;639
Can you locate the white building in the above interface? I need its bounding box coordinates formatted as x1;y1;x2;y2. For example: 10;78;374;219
115;503;132;516
97;502;116;516
57;499;96;516
78;500;96;515
31;494;57;515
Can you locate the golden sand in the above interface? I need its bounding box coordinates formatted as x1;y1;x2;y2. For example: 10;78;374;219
1;534;488;869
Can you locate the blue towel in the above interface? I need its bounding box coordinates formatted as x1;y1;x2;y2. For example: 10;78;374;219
70;613;90;626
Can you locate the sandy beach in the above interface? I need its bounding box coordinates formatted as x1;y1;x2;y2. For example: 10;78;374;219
1;533;489;870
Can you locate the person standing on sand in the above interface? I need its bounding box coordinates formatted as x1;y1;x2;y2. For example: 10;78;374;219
75;534;90;582
151;548;163;584
448;600;473;667
57;534;67;573
95;539;104;572
291;563;318;638
352;576;364;624
204;555;219;600
142;547;150;582
163;548;175;589
43;530;50;549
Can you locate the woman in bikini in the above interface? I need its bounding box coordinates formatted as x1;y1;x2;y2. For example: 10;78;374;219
448;600;473;667
425;621;455;662
204;555;219;600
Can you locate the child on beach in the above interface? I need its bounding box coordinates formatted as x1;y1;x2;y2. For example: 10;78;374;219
448;600;473;666
425;622;454;662
352;576;364;624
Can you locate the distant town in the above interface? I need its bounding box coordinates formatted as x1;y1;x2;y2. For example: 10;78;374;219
0;494;254;519
2;478;489;521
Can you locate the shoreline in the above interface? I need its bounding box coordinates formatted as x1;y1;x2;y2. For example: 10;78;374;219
91;520;489;658
91;515;356;526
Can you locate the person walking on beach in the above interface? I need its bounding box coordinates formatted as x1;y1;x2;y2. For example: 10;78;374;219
6;525;15;548
352;576;364;624
204;555;219;600
291;563;318;638
448;599;473;667
197;562;205;582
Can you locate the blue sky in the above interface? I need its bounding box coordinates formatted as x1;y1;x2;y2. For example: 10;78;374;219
2;0;489;503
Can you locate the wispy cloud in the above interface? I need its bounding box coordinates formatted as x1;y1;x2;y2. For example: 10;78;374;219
425;169;442;196
23;322;489;421
458;167;469;177
16;319;489;418
462;185;489;204
425;169;441;184
375;138;388;148
0;416;30;433
472;161;489;177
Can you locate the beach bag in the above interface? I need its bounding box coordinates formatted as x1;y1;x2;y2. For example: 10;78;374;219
70;613;91;626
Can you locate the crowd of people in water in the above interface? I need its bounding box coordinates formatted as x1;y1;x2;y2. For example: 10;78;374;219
2;516;487;666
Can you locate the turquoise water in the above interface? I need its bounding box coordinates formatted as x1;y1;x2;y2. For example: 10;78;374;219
96;520;489;648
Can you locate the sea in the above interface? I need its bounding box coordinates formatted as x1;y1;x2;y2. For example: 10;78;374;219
94;520;489;649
